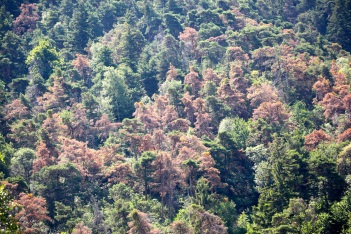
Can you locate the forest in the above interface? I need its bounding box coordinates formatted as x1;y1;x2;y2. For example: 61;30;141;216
1;0;351;233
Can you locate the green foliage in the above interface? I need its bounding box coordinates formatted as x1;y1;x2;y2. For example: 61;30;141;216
0;185;19;233
218;117;250;149
309;143;347;210
33;163;83;222
198;23;222;40
10;148;35;184
3;0;351;233
327;0;351;51
134;151;156;200
100;66;135;121
26;39;60;80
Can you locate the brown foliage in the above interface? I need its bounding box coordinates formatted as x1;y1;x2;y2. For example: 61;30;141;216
4;99;29;121
179;27;198;56
251;46;276;70
98;144;122;167
252;101;290;125
198;152;221;191
193;98;213;139
13;4;40;35
247;82;279;108
314;61;351;120
181;92;196;124
166;64;178;81
338;128;351;142
134;102;161;132
184;68;202;97
134;95;179;133
104;162;134;187
14;193;52;234
203;68;221;85
93;113;121;140
217;79;246;116
63;103;91;141
127;209;152;234
312;77;331;102
58;137;103;176
320;92;344;119
168;118;190;133
304;129;331;151
330;60;348;87
72;54;91;85
152;152;184;219
229;62;248;93
190;206;228;234
40;113;63;147
37;76;68;112
139;134;155;152
226;46;249;62
71;223;92;234
169;220;192;234
33;142;55;173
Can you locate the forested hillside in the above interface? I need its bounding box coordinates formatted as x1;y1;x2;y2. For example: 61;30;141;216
1;0;351;233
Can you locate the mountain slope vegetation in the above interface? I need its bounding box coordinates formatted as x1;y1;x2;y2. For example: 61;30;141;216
1;0;351;233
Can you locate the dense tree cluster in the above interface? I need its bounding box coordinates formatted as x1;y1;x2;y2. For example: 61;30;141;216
1;0;351;233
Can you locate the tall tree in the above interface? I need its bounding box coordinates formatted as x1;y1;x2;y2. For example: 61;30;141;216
327;0;351;51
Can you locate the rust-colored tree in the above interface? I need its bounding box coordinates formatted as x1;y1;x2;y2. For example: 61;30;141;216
225;46;249;63
71;223;92;234
37;76;68;112
152;152;183;220
14;193;52;234
58;137;103;176
193;98;213;139
304;129;331;151
229;62;249;94
32;142;55;173
166;64;178;81
93;113;121;141
13;4;40;35
252;101;290;125
182;92;196;124
312;76;331;102
198;152;221;191
179;27;199;59
4;99;29;122
72;54;92;86
247;82;279;108
127;209;152;234
217;78;246;116
184;68;202;97
203;68;221;86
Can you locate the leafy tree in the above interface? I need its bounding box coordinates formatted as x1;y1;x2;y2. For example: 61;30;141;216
164;13;183;38
0;31;26;83
33;163;83;222
66;2;102;53
14;193;52;233
327;0;351;51
134;151;156;200
0;184;19;233
308;144;347;211
117;23;145;71
13;3;39;35
175;204;228;234
100;67;134;121
218;117;249;149
127;209;152;234
10;148;35;184
155;34;182;82
26;39;60;80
